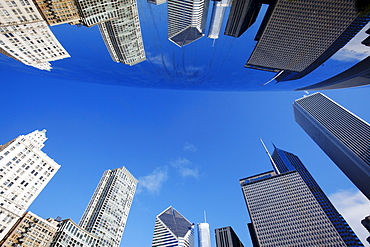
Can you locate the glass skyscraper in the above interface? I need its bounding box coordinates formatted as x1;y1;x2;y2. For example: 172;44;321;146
293;92;370;200
152;206;194;247
240;146;362;246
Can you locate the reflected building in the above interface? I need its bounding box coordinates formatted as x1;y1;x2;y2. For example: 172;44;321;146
208;0;231;39
297;56;370;91
33;0;81;25
147;0;166;5
293;92;370;200
168;0;209;47
198;222;211;247
214;226;244;247
224;0;264;38
244;0;370;82
79;166;137;247
152;206;194;247
240;146;362;246
0;0;70;70
0;130;60;240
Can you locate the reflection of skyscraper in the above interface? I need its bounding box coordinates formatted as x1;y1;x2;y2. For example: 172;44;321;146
296;56;370;91
240;146;362;246
147;0;166;5
293;92;370;200
0;130;60;240
224;0;263;38
152;206;194;247
0;0;70;70
168;0;209;47
245;0;370;82
98;6;146;66
215;226;244;247
79;167;137;247
198;222;211;247
34;0;81;25
208;0;231;39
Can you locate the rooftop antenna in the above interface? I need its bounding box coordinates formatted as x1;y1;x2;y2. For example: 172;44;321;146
259;138;280;174
212;39;216;47
261;70;284;86
204;211;207;223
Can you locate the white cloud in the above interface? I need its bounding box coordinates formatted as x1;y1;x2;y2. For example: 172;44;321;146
183;142;197;152
170;157;199;179
331;22;370;62
329;189;370;246
137;167;168;195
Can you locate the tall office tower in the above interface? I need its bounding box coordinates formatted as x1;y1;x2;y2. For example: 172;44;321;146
224;0;263;37
297;56;370;91
0;211;59;247
198;222;211;247
152;206;194;247
168;0;209;47
0;130;60;240
215;226;244;247
0;0;70;70
33;0;81;25
79;167;137;247
207;0;231;39
50;219;100;247
293;92;370;200
98;4;146;66
240;146;363;246
147;0;166;5
245;0;370;82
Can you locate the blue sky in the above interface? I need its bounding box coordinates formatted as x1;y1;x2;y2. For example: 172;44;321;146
1;1;370;246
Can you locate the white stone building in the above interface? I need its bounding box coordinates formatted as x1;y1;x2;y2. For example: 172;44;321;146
0;0;70;70
0;130;60;240
79;167;137;247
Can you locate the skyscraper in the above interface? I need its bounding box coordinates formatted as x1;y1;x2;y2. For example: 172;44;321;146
33;0;81;25
168;0;209;47
79;166;137;247
147;0;166;5
0;130;60;240
293;92;370;200
198;222;211;247
244;0;370;82
152;206;194;247
0;0;70;70
214;226;244;247
208;0;231;39
240;146;362;246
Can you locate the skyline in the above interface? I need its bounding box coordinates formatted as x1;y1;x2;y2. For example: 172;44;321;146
1;78;370;246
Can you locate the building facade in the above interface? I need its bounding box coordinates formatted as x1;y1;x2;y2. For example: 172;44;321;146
0;0;70;70
208;0;231;39
244;0;370;82
79;167;137;247
0;130;60;240
293;92;370;200
98;1;146;66
33;0;81;26
0;211;58;247
198;222;211;247
240;146;362;246
147;0;166;5
50;218;100;247
152;206;194;247
214;226;244;247
362;216;370;244
168;0;209;47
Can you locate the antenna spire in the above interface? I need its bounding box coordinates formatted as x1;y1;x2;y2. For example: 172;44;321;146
259;138;280;174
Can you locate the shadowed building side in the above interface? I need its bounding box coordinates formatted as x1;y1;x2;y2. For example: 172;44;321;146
215;226;244;247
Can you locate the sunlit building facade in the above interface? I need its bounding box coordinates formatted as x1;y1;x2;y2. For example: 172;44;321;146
0;211;58;247
0;130;60;240
168;0;209;47
152;206;194;247
245;0;370;81
214;226;244;247
98;2;146;66
240;146;362;246
79;167;137;247
147;0;166;5
293;92;370;200
0;0;70;70
198;222;211;247
33;0;81;25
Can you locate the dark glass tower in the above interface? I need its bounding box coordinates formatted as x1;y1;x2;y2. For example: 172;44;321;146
215;226;244;247
240;146;363;246
271;147;362;246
